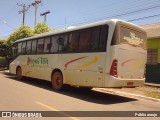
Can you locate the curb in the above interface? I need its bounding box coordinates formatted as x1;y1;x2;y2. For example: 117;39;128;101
93;88;160;102
145;83;160;87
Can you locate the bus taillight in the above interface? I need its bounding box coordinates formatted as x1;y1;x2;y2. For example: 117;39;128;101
110;59;118;77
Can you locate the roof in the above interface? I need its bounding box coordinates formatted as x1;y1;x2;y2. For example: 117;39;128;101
141;23;160;39
15;19;118;43
15;19;145;43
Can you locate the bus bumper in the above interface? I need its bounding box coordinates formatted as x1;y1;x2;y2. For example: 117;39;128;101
104;75;145;88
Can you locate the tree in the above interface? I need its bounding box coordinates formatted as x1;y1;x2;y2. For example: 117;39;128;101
34;22;51;34
7;25;34;45
0;40;11;67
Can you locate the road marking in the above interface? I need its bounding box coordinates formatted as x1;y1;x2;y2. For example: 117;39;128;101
35;101;79;120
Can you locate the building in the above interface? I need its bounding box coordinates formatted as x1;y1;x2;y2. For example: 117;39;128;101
141;23;160;84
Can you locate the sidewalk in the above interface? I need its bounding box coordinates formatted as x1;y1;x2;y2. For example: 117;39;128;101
94;85;160;102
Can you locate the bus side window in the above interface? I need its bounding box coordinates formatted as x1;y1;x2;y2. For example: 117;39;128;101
18;42;22;55
12;43;18;58
68;32;79;52
51;36;59;53
99;25;109;51
26;41;32;54
90;27;100;51
58;34;68;52
44;37;51;53
31;40;37;54
22;42;26;54
37;38;44;54
79;29;91;51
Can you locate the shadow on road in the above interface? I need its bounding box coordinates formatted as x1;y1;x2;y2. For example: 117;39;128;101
0;67;8;71
3;72;137;105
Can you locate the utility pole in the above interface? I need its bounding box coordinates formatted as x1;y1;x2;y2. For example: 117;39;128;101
31;0;42;27
17;3;30;25
40;11;50;23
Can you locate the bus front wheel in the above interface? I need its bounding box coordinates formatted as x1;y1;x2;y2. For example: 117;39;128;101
16;67;22;80
51;71;63;91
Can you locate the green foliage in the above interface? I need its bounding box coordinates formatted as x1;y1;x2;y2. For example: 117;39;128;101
145;91;160;99
0;40;11;66
34;23;51;34
0;23;52;67
7;25;34;45
7;23;51;44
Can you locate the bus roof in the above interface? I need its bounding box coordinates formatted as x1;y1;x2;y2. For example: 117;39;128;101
14;19;143;43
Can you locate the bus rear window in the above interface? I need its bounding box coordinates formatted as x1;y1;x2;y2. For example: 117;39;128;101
120;26;147;49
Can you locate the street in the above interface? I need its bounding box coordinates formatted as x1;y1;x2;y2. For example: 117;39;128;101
0;71;160;120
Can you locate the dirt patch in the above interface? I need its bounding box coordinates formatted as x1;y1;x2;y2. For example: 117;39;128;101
104;85;160;99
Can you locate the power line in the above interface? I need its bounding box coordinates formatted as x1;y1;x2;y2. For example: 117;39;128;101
65;4;160;25
53;0;160;24
53;12;160;29
128;13;160;22
2;21;16;30
70;0;160;20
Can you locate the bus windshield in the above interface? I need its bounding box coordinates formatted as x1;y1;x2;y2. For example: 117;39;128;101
119;26;147;49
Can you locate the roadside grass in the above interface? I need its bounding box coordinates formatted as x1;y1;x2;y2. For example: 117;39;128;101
145;91;160;99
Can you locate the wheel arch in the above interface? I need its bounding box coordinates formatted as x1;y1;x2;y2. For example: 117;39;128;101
16;65;21;73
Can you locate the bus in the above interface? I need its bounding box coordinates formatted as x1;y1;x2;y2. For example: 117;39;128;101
9;19;147;91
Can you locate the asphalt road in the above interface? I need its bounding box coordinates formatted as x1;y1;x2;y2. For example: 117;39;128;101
0;71;160;120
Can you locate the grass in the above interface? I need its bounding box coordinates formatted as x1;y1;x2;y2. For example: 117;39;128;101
145;91;160;99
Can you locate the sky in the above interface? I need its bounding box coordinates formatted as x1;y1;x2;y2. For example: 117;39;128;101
0;0;160;38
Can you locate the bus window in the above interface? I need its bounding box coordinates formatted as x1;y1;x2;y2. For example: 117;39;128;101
26;41;32;54
44;37;51;53
22;42;26;54
58;34;68;52
99;25;108;51
90;27;100;51
18;42;22;55
37;38;44;54
68;32;79;52
51;36;59;53
79;29;90;51
31;40;37;54
119;26;146;49
12;43;18;58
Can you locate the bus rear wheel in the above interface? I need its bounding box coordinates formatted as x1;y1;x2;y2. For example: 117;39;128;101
16;67;22;80
51;71;63;91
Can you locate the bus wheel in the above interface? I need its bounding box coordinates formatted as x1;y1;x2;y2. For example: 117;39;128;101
51;71;63;91
16;67;22;80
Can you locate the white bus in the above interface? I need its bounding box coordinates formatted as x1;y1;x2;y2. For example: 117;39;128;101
9;19;147;91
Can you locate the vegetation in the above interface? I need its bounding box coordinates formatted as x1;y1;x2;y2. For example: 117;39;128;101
7;25;34;45
7;23;51;45
0;23;52;68
145;91;160;99
0;40;11;67
34;22;51;34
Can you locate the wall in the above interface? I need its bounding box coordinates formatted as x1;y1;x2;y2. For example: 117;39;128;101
146;38;160;84
147;38;160;63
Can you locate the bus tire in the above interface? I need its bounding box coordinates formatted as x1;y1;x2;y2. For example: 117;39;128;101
51;70;63;91
16;67;22;80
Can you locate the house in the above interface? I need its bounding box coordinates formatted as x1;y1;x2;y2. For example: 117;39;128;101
141;23;160;84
